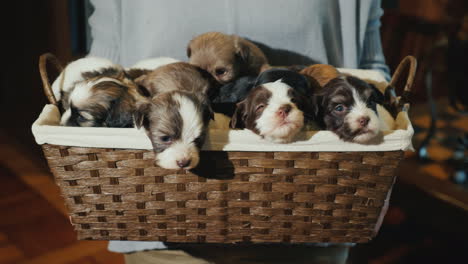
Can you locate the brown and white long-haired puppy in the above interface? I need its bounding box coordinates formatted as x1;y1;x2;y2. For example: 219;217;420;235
187;32;269;84
300;64;340;87
60;68;140;127
315;75;388;143
134;62;215;170
230;69;318;143
57;58;141;127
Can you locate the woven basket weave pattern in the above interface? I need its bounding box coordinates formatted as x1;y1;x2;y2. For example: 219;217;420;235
43;144;403;243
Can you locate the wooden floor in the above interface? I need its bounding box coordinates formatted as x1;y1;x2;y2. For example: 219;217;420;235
0;132;124;264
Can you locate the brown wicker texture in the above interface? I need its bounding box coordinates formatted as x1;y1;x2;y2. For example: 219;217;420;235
43;145;403;243
38;53;416;243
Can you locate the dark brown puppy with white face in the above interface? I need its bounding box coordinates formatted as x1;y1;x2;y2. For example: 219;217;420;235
187;32;269;84
316;75;385;143
230;69;318;143
134;62;214;170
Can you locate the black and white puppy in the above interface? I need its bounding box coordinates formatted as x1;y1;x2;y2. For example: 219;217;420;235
315;75;389;143
134;62;215;170
230;69;319;143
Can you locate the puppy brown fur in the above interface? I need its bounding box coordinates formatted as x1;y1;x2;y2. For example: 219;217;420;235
300;64;340;87
135;62;216;97
133;62;216;170
187;32;269;84
61;72;142;127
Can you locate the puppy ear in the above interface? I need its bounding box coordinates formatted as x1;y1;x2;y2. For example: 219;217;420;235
233;36;250;63
133;99;151;129
134;75;153;97
229;100;247;129
312;94;323;117
199;96;215;122
186;44;192;58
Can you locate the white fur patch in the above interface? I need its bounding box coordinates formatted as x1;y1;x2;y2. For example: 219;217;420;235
59;109;72;125
255;80;304;143
156;141;200;170
155;94;203;170
69;77;123;107
52;57;117;100
176;95;203;145
346;88;380;143
129;57;179;70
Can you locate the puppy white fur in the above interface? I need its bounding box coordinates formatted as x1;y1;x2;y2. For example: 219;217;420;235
134;62;214;170
59;77;125;126
318;75;388;143
345;88;380;143
155;94;202;169
255;81;304;143
52;57;118;101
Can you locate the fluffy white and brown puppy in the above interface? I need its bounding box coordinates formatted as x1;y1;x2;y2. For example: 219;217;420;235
230;69;318;143
52;57;119;107
53;57;145;127
134;62;215;170
187;32;269;84
60;70;141;128
315;75;389;143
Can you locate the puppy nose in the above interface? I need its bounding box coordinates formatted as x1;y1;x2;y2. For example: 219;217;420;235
358;116;370;127
176;159;191;168
277;104;292;117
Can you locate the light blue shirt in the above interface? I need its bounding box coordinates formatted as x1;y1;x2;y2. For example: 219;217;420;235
89;0;390;80
88;0;389;253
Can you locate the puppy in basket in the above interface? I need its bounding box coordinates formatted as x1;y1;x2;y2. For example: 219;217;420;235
53;57;145;127
55;57;179;128
230;68;320;143
187;32;269;84
134;62;215;170
314;75;397;144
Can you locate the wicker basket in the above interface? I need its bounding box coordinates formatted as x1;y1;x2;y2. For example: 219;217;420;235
37;54;417;243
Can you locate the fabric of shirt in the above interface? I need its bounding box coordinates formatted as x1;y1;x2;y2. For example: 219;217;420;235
87;0;390;253
88;0;390;79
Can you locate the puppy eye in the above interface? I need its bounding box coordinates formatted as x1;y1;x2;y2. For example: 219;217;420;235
160;136;172;143
334;104;346;112
193;135;205;147
77;114;88;122
255;104;265;112
367;100;376;107
215;68;227;76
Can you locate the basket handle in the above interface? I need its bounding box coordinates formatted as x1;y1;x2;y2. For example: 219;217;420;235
389;55;418;106
39;53;64;105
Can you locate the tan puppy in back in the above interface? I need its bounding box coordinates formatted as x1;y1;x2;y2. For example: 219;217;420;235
300;64;340;87
187;32;269;84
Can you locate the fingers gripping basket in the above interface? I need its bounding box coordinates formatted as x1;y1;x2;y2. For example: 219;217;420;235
35;54;417;243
